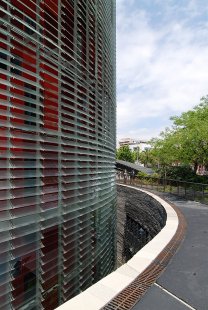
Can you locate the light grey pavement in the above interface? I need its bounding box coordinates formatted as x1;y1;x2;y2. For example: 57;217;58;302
132;194;208;310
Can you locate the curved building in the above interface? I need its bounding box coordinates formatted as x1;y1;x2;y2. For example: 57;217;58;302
0;0;116;309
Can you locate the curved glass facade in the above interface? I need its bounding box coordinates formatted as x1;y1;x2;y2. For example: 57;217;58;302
0;0;116;309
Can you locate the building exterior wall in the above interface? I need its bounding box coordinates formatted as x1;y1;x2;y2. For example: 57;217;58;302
118;139;151;152
0;0;116;309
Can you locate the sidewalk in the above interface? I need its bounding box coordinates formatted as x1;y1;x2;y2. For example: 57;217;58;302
132;193;208;310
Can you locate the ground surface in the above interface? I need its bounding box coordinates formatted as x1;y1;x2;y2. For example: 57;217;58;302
132;193;208;310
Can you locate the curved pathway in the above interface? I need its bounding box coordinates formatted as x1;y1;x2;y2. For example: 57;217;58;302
133;193;208;310
56;187;208;310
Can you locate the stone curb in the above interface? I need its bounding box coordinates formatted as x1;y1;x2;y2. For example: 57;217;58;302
56;185;186;310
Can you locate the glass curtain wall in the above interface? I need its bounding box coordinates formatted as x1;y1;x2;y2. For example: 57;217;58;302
0;0;116;309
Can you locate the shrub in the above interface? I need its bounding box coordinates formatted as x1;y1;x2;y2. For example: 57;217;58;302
137;171;149;179
157;165;195;181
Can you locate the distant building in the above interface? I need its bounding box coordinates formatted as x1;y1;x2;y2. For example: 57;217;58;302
119;138;138;147
197;165;208;176
0;1;116;309
118;138;151;152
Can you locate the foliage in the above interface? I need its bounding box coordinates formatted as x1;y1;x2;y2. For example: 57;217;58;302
116;145;134;163
132;148;139;162
170;97;208;171
139;148;151;167
150;96;208;174
157;165;196;181
151;172;159;178
137;171;149;178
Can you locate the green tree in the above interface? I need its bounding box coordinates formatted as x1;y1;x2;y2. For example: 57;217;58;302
158;165;196;181
170;96;208;172
116;145;134;163
139;148;150;167
150;129;181;169
150;96;208;174
132;147;140;163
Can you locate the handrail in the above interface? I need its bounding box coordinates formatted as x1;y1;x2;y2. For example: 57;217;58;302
116;174;208;204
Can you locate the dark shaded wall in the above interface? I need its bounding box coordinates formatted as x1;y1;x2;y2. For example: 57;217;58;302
117;185;167;265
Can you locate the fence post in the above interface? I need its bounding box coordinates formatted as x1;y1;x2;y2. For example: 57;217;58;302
193;185;196;201
116;174;208;205
184;181;187;199
202;184;204;203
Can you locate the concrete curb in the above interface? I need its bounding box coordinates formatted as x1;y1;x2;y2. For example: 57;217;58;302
56;185;182;310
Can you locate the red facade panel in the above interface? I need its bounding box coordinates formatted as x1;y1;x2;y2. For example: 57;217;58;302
0;0;116;309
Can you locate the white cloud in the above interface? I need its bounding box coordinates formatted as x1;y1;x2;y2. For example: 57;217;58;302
117;126;165;144
116;1;208;142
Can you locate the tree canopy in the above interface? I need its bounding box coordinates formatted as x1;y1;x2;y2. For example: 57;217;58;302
116;145;134;163
150;96;208;173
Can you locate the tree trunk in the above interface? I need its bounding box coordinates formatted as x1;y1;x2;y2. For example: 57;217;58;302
193;161;198;174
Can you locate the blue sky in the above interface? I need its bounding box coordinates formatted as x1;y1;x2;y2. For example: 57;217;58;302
116;0;208;142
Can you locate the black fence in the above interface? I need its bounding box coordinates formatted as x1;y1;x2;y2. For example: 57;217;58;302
116;173;208;205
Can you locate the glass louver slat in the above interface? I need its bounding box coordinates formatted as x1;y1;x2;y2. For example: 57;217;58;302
0;0;116;309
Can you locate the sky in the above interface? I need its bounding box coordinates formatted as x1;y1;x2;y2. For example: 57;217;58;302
116;0;208;143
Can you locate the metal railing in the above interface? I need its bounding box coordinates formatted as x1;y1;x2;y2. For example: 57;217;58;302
116;174;208;205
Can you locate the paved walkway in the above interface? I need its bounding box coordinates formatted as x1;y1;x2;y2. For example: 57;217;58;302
132;193;208;310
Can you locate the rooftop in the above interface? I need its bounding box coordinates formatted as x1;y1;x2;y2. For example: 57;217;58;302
116;160;154;175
